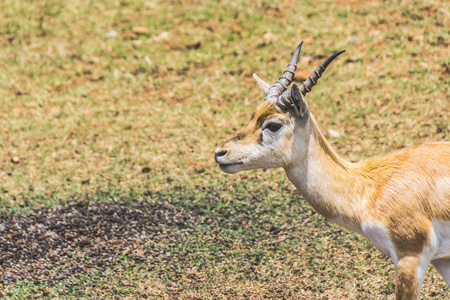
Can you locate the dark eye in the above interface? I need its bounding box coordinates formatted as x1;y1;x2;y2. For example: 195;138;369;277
266;123;281;132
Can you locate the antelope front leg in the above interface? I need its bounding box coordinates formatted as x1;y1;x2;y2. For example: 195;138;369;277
395;256;428;300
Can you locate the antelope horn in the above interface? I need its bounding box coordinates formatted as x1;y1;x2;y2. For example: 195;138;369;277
298;50;346;96
265;41;303;102
276;50;346;111
253;73;271;94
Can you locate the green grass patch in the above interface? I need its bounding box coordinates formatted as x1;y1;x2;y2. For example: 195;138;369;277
0;0;448;298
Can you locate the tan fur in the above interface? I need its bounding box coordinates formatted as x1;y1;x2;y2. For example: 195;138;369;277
216;100;450;299
360;144;450;256
396;256;420;299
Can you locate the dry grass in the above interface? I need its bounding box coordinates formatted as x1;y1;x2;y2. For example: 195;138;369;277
1;0;448;207
0;0;449;298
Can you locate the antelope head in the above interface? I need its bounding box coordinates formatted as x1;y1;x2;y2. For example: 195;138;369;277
215;42;345;174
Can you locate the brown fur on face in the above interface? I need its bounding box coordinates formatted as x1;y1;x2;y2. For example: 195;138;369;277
224;102;283;146
215;100;300;174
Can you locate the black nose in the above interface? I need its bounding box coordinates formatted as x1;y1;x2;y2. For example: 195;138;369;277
215;149;227;159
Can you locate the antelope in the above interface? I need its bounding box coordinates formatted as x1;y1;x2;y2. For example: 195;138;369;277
214;42;450;299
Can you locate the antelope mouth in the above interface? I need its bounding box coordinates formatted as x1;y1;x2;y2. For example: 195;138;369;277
219;162;244;174
219;162;244;167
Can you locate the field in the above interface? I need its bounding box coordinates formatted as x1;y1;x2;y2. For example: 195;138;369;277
0;0;449;298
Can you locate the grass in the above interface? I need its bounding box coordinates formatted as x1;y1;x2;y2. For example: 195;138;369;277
0;0;449;298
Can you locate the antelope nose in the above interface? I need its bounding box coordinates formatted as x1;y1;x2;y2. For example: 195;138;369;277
215;149;228;162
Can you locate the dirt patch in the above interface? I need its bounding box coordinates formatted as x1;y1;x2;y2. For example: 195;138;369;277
0;200;186;284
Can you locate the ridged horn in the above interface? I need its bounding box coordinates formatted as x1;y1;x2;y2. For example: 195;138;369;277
265;41;303;102
276;50;346;113
298;50;346;96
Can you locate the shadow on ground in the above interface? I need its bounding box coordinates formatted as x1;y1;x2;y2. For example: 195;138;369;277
1;185;447;298
0;199;187;284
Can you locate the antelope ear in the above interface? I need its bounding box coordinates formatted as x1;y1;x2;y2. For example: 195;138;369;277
253;73;270;95
290;84;309;118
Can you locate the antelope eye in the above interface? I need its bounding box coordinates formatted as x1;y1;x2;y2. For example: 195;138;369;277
266;122;282;132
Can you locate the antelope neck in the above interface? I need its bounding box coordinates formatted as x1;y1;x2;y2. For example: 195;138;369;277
284;115;372;233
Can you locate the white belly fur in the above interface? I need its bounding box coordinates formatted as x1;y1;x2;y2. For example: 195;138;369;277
430;220;450;261
361;220;450;264
361;222;398;264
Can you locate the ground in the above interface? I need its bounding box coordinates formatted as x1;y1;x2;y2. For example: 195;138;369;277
0;0;449;298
